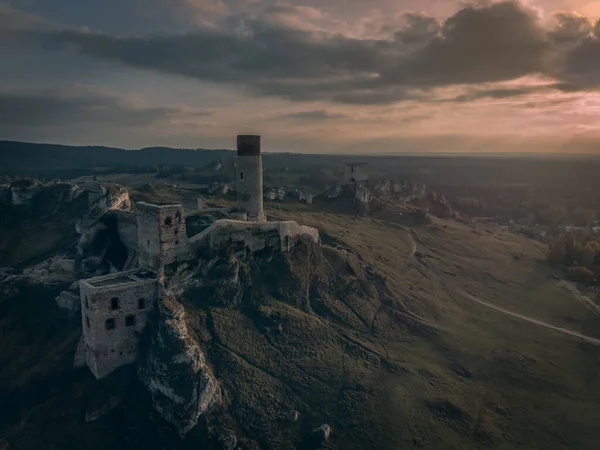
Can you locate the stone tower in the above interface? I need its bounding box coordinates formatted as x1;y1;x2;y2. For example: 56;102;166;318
236;135;265;222
80;271;158;379
136;202;187;270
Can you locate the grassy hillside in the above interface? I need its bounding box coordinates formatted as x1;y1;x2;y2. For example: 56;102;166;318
1;193;599;449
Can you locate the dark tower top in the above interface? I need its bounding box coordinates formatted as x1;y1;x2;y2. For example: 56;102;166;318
237;135;261;156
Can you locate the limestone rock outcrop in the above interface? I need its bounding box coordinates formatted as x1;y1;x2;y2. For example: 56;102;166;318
264;187;286;202
55;281;80;315
76;183;131;234
75;212;132;276
9;179;42;206
208;182;230;195
21;255;76;283
139;296;222;437
354;183;373;214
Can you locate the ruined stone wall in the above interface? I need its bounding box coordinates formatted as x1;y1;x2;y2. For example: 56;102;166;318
137;203;187;270
189;219;319;254
80;272;158;379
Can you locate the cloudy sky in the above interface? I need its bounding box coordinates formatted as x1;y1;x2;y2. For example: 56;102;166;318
1;0;600;153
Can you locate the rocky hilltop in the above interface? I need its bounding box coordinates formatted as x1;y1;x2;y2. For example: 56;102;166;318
0;182;429;449
3;179;600;450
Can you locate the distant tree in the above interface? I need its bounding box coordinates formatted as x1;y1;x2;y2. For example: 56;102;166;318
548;236;567;265
566;266;596;283
573;207;597;227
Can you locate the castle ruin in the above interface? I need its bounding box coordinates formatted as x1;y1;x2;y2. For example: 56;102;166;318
77;135;320;379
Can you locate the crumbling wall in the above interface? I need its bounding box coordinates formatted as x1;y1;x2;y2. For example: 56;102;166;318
189;219;320;254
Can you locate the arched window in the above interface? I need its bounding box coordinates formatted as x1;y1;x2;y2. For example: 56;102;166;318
105;318;116;330
138;298;146;310
240;171;244;180
85;296;89;309
110;297;120;310
125;315;136;327
164;216;173;226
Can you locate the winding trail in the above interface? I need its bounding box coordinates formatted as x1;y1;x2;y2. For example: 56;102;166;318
379;217;600;347
459;290;600;346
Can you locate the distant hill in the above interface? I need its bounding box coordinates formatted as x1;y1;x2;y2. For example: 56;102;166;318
0;141;234;173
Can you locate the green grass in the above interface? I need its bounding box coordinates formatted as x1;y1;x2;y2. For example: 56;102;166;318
2;189;600;450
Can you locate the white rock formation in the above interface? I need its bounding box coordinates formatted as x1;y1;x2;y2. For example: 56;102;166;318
76;184;131;234
139;297;221;437
264;189;278;202
10;179;42;206
326;186;342;199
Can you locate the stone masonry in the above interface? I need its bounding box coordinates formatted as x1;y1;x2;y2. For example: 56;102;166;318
80;270;158;379
78;134;319;380
137;203;187;271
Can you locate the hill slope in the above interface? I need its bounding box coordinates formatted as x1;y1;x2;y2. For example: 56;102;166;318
1;199;600;449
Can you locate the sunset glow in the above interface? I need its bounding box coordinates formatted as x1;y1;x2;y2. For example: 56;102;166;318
1;0;600;153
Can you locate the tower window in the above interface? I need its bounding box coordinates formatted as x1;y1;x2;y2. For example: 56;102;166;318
85;296;89;309
164;216;173;226
86;316;90;328
105;318;116;330
138;298;146;310
110;297;120;310
240;171;244;180
125;315;136;327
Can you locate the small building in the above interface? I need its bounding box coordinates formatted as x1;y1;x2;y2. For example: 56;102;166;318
80;270;158;379
344;162;369;185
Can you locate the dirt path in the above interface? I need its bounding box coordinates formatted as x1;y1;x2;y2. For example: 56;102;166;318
380;218;600;347
459;290;600;346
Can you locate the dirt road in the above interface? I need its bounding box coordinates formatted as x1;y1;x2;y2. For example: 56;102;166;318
384;219;600;347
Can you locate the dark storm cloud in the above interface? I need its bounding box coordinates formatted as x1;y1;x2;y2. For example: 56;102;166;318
451;85;550;102
280;109;350;120
393;12;441;44
562;37;600;87
0;89;203;131
547;12;593;44
6;1;600;105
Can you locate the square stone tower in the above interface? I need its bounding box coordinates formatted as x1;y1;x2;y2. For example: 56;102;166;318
80;271;158;379
236;135;265;222
136;202;187;270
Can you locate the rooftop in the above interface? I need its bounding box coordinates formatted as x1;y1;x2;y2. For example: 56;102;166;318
81;269;157;289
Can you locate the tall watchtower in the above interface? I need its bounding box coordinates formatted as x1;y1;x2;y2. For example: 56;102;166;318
136;202;187;270
236;135;265;222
